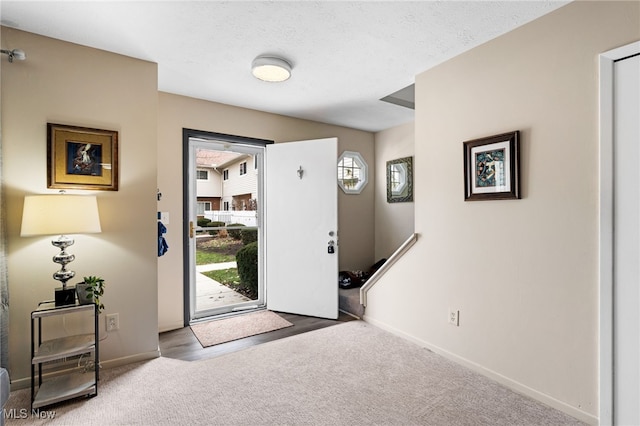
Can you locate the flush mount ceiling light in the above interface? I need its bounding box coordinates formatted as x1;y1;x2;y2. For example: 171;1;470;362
251;56;292;82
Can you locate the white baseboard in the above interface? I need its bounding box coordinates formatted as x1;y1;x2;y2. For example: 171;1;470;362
362;315;598;426
338;309;361;320
99;349;160;370
10;349;160;391
158;320;185;333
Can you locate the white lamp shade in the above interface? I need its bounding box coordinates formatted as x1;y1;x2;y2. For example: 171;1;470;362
21;195;102;236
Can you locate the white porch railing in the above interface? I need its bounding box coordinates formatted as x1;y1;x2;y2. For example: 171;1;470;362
204;210;257;227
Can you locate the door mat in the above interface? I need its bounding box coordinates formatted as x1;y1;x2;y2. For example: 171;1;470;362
190;310;293;347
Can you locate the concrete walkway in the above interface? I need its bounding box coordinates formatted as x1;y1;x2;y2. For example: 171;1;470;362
195;261;251;311
196;261;238;273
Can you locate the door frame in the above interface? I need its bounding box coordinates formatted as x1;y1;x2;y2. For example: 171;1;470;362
182;128;273;326
598;41;640;426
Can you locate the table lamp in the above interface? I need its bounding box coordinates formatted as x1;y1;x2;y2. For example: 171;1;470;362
20;194;101;306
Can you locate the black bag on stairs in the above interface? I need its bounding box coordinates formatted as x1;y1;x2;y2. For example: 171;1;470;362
338;258;386;289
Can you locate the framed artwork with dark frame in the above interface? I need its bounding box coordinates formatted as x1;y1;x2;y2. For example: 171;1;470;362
463;131;520;201
386;156;413;203
47;123;119;191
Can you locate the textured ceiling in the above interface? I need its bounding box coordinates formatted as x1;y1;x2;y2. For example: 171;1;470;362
0;1;569;132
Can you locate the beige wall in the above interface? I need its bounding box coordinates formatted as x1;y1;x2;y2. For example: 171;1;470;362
1;28;160;386
374;122;414;260
158;93;375;331
0;24;376;369
365;2;639;424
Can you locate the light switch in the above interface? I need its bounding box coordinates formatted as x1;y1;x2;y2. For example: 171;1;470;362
159;212;170;224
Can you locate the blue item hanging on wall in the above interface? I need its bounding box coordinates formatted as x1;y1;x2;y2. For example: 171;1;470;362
158;221;169;257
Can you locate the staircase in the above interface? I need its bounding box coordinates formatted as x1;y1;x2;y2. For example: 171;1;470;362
338;233;418;319
339;287;364;318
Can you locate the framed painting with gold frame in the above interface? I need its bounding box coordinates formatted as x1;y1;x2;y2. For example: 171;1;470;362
47;123;119;191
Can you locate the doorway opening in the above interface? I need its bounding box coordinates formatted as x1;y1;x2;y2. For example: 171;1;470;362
598;42;640;425
183;129;272;325
183;130;340;327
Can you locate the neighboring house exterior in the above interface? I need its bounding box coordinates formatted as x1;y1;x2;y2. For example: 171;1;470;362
221;155;258;212
196;149;258;219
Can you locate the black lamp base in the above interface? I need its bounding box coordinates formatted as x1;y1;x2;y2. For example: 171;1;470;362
55;287;76;307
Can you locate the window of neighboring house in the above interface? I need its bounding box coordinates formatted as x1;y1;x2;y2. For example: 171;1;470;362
254;155;258;170
223;169;229;180
223;201;230;211
196;170;208;180
337;151;368;194
239;162;247;176
197;201;211;215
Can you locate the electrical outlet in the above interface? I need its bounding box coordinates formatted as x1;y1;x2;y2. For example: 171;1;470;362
448;309;460;326
106;313;119;331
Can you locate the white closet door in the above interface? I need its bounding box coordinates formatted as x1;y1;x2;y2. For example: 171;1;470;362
613;53;640;426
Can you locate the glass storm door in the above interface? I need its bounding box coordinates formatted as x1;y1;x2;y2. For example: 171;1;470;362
187;136;265;321
185;132;338;323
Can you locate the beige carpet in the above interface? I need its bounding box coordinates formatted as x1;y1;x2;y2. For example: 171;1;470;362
190;310;293;347
5;321;587;425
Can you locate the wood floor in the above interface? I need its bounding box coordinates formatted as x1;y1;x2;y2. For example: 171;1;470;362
159;311;356;361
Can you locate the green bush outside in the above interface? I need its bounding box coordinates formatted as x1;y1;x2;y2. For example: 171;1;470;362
241;229;258;245
197;217;211;227
206;221;226;236
227;223;245;240
236;241;258;294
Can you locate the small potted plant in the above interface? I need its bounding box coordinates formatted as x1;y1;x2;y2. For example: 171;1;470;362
76;276;105;313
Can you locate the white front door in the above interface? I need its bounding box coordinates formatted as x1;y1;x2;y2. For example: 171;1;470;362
265;138;339;319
